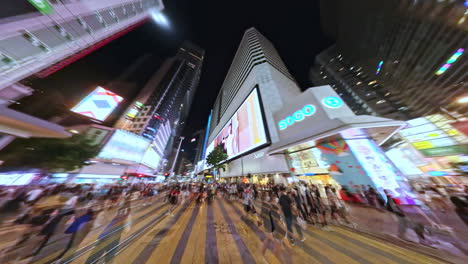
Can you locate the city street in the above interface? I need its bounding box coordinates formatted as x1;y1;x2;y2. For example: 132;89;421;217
0;196;456;264
0;1;467;264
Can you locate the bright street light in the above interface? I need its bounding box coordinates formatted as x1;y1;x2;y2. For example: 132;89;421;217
151;12;169;28
457;96;468;104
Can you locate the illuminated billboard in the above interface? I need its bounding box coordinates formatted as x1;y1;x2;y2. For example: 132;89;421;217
399;115;467;153
71;87;124;122
141;146;162;169
98;130;150;163
126;101;144;119
206;88;268;160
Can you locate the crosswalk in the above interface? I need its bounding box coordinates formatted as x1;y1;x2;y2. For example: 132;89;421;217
4;197;447;264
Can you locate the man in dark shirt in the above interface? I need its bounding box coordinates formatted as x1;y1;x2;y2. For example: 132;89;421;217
279;186;298;245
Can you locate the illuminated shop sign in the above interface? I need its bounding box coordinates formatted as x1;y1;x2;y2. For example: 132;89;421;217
126;101;143;119
278;96;345;131
278;105;316;130
322;96;344;108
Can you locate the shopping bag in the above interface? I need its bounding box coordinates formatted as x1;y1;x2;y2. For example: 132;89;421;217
297;216;307;230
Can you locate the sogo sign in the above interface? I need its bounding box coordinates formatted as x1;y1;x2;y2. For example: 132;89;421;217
278;96;344;131
278;105;316;130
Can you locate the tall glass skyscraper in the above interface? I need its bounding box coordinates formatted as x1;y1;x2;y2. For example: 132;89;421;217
117;42;204;172
311;0;467;120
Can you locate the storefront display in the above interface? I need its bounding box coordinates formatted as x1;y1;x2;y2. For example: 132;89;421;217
285;142;329;176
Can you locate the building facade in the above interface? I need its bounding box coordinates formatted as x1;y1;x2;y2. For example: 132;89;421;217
0;0;164;150
116;42;204;172
205;28;301;181
311;0;467;120
204;27;409;203
310;45;408;120
0;0;164;90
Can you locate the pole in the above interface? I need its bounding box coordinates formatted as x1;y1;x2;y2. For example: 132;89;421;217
170;136;185;177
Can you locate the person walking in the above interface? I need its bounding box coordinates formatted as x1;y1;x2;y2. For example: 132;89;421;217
0;188;28;226
278;187;304;245
325;186;352;225
384;189;427;244
53;209;96;262
168;186;180;216
261;195;285;262
292;188;308;221
450;196;468;225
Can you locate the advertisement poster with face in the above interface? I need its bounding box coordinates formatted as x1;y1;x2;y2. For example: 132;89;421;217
206;89;267;160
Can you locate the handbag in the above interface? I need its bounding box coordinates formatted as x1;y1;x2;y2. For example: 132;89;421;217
297;216;307;230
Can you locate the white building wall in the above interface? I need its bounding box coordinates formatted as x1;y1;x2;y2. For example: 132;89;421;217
0;0;163;89
208;63;302;178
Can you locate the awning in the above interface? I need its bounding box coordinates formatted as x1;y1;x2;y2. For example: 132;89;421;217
0;106;71;138
268;115;405;155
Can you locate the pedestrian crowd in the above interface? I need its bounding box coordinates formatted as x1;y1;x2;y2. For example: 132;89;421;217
0;182;162;263
164;180;468;250
0;180;467;262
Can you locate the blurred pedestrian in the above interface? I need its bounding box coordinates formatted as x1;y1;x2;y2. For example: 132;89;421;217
0;188;27;225
261;195;284;262
384;189;427;244
278;187;304;245
450;196;468;225
53;209;96;261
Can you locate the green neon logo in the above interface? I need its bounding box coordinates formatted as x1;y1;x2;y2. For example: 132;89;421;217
28;0;55;15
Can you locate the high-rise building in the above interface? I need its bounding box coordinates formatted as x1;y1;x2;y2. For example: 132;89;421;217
116;42;204;172
0;0;164;150
310;46;408;120
0;0;164;89
311;0;467;120
192;129;206;165
203;27;404;198
205;27;302;180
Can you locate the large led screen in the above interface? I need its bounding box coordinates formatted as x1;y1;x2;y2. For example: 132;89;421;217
141;146;162;169
98;130;150;163
206;88;267;160
71;87;124;122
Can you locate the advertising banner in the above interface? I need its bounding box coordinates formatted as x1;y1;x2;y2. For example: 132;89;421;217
98;130;150;163
316;135;376;190
141;146;162;169
71;87;124;122
206;88;267;160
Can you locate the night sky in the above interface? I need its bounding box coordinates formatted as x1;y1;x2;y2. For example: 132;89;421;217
27;0;332;157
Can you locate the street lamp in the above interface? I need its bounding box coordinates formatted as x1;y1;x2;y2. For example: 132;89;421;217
457;96;468;104
170;136;185;177
151;12;169;28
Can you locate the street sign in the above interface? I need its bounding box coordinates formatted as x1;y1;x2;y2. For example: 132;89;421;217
28;0;54;15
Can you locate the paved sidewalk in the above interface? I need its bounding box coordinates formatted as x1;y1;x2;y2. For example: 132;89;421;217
346;203;468;262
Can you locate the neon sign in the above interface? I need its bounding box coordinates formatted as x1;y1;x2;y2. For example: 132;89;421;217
322;97;344;108
28;0;54;15
435;48;464;75
278;105;316;130
376;61;383;74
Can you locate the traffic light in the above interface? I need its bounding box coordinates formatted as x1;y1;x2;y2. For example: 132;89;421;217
164;172;170;177
120;175;129;180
